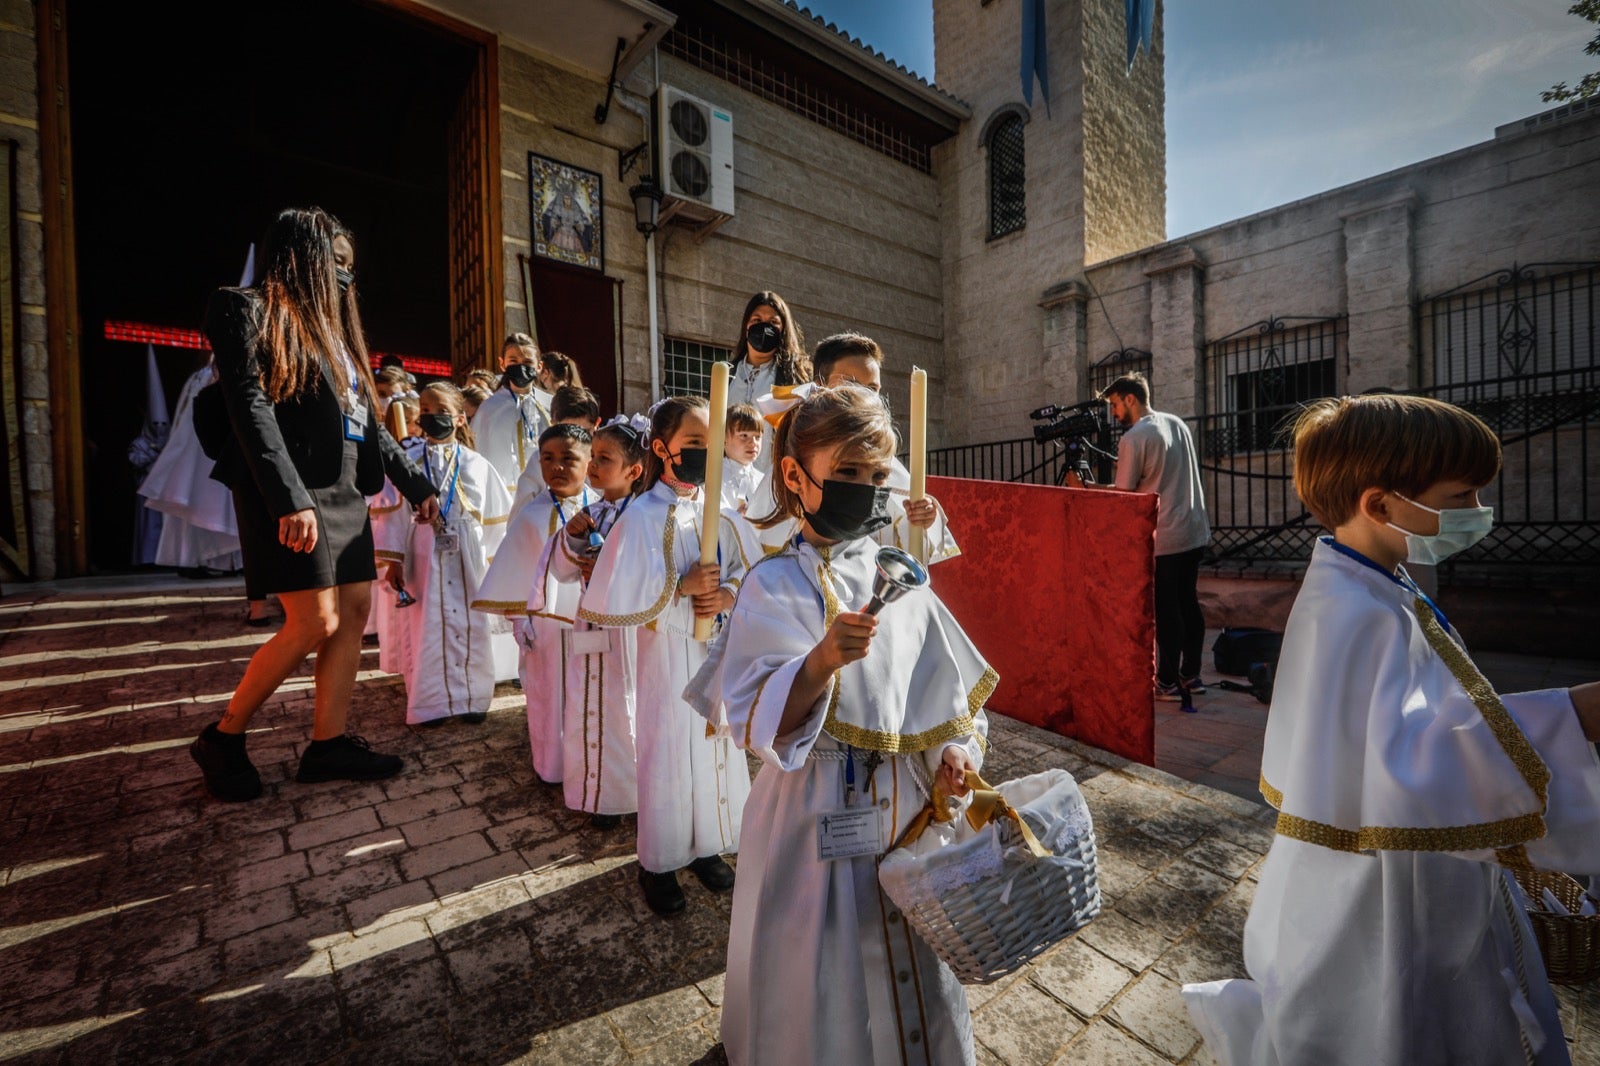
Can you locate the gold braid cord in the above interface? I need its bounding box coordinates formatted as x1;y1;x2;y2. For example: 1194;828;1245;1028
577;503;679;628
814;549;993;755
1263;596;1549;855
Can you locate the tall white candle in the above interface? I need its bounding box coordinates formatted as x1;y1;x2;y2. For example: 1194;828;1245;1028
908;366;927;563
696;362;730;642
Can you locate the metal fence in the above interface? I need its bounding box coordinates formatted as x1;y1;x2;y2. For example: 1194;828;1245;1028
922;269;1598;570
1415;263;1599;568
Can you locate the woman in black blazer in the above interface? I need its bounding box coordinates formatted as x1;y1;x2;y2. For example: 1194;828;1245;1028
190;207;439;802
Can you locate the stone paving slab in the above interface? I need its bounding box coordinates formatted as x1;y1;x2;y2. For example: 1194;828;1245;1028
2;580;1598;1065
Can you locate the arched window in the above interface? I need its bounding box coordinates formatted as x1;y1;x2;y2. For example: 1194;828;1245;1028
987;111;1026;239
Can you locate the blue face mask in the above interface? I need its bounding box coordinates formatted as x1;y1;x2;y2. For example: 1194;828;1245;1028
1387;493;1494;565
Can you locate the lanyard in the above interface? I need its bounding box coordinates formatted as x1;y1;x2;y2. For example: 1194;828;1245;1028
1324;537;1451;632
552;486;591;527
427;447;462;524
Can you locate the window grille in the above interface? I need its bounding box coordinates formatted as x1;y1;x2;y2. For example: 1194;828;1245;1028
988;114;1025;238
662;338;731;399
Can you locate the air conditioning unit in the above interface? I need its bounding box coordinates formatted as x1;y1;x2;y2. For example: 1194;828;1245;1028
654;86;734;219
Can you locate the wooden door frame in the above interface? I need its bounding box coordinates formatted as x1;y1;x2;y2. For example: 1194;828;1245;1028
35;0;502;577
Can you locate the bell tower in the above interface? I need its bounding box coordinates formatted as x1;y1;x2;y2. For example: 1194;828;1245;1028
933;0;1165;442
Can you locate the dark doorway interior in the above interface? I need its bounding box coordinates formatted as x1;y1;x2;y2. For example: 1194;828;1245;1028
69;0;475;571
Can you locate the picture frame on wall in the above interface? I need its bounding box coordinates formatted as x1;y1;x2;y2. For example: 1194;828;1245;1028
529;153;603;272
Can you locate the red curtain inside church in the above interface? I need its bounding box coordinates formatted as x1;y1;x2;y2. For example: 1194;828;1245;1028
926;476;1159;764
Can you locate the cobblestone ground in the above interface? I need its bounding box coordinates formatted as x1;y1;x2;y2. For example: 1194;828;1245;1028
2;579;1598;1065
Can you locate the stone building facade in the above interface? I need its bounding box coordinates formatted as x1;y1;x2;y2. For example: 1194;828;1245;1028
6;0;1597;585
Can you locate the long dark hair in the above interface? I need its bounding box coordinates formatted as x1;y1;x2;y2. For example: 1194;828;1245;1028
731;291;810;387
641;396;709;490
256;207;376;406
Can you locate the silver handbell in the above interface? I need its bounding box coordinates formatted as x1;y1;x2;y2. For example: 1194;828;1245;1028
863;546;929;616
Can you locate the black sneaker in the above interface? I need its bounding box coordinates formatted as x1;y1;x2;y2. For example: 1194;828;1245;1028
688;855;736;893
190;725;263;802
295;734;404;783
589;813;622;831
459;711;488;725
639;868;686;915
1180;676;1208;695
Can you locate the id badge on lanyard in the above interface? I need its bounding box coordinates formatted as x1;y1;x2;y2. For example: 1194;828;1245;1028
344;400;368;442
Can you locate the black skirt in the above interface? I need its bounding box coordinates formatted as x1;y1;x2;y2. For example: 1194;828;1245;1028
233;436;378;596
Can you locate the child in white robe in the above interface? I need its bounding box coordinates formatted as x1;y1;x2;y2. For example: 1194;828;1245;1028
753;332;959;565
470;336;552;498
1182;394;1600;1066
379;384;511;727
511;385;602;513
578;396;755;916
368;399;418;654
688;383;993;1066
720;403;765;515
473;424;593;784
538;414;647;828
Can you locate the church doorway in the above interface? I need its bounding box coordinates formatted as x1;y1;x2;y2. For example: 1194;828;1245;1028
52;0;499;574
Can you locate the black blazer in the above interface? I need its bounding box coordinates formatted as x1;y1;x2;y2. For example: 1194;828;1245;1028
204;287;434;517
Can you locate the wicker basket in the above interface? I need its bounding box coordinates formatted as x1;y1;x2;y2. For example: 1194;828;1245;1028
878;768;1100;985
1514;868;1600;986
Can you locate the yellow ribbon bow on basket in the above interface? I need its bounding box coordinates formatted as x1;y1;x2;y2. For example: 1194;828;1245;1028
887;770;1051;859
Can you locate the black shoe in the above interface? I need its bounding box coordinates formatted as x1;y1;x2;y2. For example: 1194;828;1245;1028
639;868;686;915
295;734;404;783
1180;676;1208;695
688;855;735;893
190;725;263;802
460;711;487;725
511;678;523;690
589;813;622;830
361;633;379;646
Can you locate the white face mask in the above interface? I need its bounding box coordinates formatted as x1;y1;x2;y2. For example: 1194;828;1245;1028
1386;493;1494;566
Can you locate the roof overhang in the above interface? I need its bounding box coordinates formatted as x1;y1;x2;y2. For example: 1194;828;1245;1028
421;0;676;81
699;0;968;132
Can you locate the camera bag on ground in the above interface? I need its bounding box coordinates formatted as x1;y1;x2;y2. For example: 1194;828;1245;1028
1212;627;1283;677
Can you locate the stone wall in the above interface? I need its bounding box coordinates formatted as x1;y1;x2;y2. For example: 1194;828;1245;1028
1067;108;1600;421
0;0;47;578
933;0;1167;445
495;44;947;437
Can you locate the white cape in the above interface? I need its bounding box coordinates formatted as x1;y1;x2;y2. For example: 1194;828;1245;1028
1184;538;1600;1066
577;481;757;871
695;534;992;1066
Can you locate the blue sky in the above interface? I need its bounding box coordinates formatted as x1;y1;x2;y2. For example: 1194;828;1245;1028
796;0;1595;236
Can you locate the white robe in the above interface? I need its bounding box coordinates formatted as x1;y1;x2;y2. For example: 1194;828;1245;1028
690;535;993;1066
539;497;640;815
474;487;593;782
140;366;243;570
577;480;756;871
720;459;764;516
1184;537;1600;1066
377;443;511;725
369;480;407;657
469;386;552;497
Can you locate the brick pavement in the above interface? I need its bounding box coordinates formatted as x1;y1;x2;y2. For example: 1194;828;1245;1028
2;578;1598;1065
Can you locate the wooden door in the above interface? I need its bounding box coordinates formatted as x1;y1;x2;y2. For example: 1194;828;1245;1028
445;32;502;378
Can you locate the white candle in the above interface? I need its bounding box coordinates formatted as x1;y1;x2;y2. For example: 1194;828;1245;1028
908;366;927;563
696;362;731;642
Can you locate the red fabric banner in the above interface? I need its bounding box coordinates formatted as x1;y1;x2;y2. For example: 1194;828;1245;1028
926;475;1159;764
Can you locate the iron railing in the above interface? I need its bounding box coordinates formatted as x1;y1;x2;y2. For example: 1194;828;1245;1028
923;267;1597;570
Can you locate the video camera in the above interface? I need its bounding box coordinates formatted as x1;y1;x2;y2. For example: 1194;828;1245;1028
1029;400;1107;444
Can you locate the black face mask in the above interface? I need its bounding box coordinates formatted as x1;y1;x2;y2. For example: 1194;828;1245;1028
746;321;782;355
801;471;892;542
665;446;708;486
335;266;354;294
505;363;539;389
420;413;456;441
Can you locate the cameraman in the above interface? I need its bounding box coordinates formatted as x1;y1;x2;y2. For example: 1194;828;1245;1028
1101;373;1211;700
